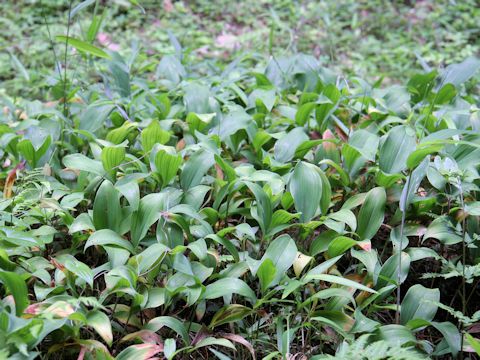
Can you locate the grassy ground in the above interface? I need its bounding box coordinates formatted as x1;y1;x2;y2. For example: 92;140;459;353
1;0;479;98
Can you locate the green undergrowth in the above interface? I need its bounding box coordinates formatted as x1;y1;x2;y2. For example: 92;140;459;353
1;1;480;360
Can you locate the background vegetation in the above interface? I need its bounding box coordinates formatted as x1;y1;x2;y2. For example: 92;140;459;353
1;1;480;359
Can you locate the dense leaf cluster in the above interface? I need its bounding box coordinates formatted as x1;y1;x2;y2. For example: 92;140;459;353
1;10;480;360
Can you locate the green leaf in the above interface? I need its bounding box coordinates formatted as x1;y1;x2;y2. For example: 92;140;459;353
374;325;416;347
257;258;276;293
304;274;376;293
210;305;252;328
101;146;125;174
93;180;122;232
63;153;105;176
0;271;29;316
141;120;171;153
71;0;96;18
466;333;480;355
180;150;214;190
304;255;342;278
16;139;36;168
289;161;322;222
155;149;182;187
204;278;256;304
356;187;386;240
245;181;272;235
87;310;113;346
56;35;111;58
295;102;316;126
406;144;442;169
400;157;429;212
316;84;340;129
379;125;416;174
164;338;176;360
376;252;410;289
328;236;358;257
401;284;440;324
56;254;94;287
434;83;456;104
0;249;16;271
317;168;331;215
130;190;182;246
186;112;215;134
274;128;308;163
146;316;189;345
327;209;357;232
85;229;134;253
440;56;480;87
195;337;236;351
423;217;462;245
431;321;461;356
261;234;297;285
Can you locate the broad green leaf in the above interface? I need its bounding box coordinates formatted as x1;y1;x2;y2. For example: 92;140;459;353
423;217;462;245
376;252;410;289
316;84;340;129
164;338;176;360
87;310;113;346
101;146;125;174
180;150;214;190
431;321;461;356
204;278;256;304
328;236;358;257
63;153;105;176
0;271;29;316
155;149;182;187
106;122;137;145
257;258;276;292
141;120;170;153
130;190;182;246
210;305;252;328
295;102;316;126
317;168;332;215
274;128;308;163
131;243;169;274
401;284;439;324
261;235;297;285
93;180;122;232
186;112;215;134
379;125;416;174
56;35;110;58
440;56;480;87
304;255;342;278
56;254;93;287
357;187;386;240
434;83;456;104
146;316;189;345
0;249;16;271
327;209;357;232
245;181;272;235
85;229;134;253
347;129;379;161
16;139;36;168
406;144;442;169
289;161;322;222
374;325;416;347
